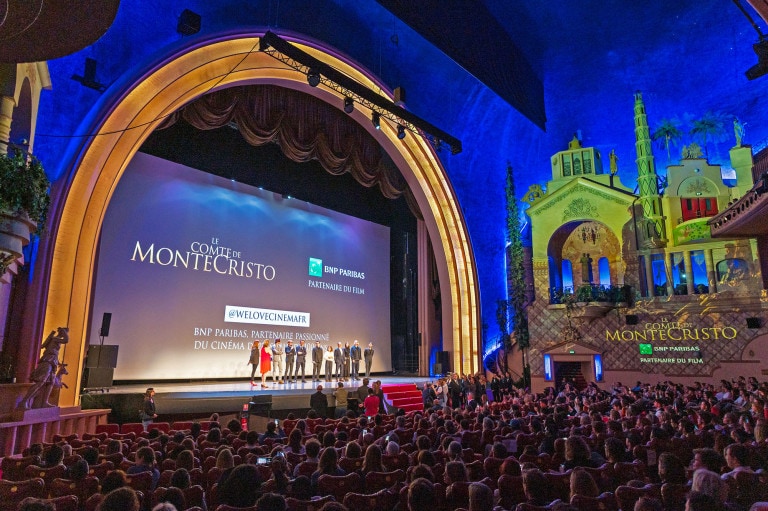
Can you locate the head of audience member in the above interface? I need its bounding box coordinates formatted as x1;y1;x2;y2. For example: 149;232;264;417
317;445;340;475
446;440;463;462
96;487;140;511
522;469;550;505
44;444;64;467
135;446;155;467
175;449;195;471
101;469;128;494
206;427;222;443
691;468;728;503
724;443;750;470
255;492;287;511
444;460;468;485
658;453;687;484
170;467;190;489
161;487;186;511
491;442;508;459
304;439;321;461
565;435;591;464
691;448;724;473
17;498;55;511
500;457;522;476
570;467;599;498
344;440;361;459
604;437;627;464
68;459;89;481
81;446;100;466
468;482;494;511
686;491;724;511
634;496;663;511
408;478;435;511
290;475;312;500
217;463;263;507
190;422;202;438
287;428;303;452
362;443;384;473
216;448;234;470
385;439;400;456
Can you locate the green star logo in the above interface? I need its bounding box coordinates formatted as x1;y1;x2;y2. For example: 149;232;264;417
308;258;323;277
639;343;653;355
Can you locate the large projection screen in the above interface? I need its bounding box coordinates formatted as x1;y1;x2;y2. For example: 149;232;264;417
90;152;392;380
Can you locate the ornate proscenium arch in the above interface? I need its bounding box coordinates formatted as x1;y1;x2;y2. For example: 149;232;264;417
41;31;481;405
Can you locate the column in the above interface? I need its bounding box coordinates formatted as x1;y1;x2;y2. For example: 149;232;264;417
644;254;654;297
705;249;717;294
684;251;695;295
0;95;14;153
664;257;674;297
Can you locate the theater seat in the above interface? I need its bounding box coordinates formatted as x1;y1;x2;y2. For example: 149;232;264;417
343;488;399;511
317;472;362;502
285;495;334;511
0;477;45;509
364;469;405;493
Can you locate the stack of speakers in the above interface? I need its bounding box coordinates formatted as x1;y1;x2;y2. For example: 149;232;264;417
82;313;119;389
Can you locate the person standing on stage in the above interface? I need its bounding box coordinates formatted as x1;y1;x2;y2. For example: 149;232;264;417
350;340;362;381
260;339;272;388
248;340;260;386
272;339;285;384
141;387;157;431
323;345;334;382
342;342;351;382
284;340;296;383
333;342;344;382
364;342;375;378
311;341;323;382
295;339;307;383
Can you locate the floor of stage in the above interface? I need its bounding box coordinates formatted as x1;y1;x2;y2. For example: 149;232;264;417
83;375;432;418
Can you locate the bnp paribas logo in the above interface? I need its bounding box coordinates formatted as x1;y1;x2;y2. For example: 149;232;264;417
308;257;323;277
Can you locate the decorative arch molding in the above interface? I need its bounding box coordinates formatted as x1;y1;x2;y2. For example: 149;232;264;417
40;31;481;404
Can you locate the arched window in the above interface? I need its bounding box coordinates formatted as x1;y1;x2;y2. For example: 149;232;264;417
598;257;610;287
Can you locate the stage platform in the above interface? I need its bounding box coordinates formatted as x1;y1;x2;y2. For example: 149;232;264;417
79;375;430;424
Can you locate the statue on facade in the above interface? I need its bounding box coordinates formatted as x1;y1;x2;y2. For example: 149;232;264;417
734;117;745;147
609;149;619;175
19;327;69;409
580;253;593;284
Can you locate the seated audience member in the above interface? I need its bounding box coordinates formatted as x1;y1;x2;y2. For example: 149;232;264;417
721;443;754;480
562;435;598;469
468;481;494;511
17;498;55;511
687;491;725;511
310;444;346;489
692;448;726;473
361;444;385;474
44;444;65;467
170;467;191;489
691;468;729;506
255;492;287;511
126;446;161;489
408;478;435;511
570;467;600;499
294;439;321;477
100;469;128;494
284;428;305;454
522;468;550;506
217;464;263;507
259;421;286;443
96;487;140;511
159;487;186;511
634;496;663;511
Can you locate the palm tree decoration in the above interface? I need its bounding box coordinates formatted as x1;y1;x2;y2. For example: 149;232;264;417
689;111;728;159
651;118;682;164
505;163;530;387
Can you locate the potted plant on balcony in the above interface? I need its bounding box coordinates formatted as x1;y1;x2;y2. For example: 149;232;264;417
0;149;50;275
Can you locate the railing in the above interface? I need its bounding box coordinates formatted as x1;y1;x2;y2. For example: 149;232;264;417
550;284;633;305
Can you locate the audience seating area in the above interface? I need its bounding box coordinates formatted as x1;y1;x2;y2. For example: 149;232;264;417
3;379;768;511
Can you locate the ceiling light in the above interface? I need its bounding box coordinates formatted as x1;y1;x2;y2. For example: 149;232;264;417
344;97;354;114
397;125;406;139
372;112;380;130
307;69;321;87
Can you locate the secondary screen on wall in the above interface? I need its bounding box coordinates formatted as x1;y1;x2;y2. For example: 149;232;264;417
90;152;391;380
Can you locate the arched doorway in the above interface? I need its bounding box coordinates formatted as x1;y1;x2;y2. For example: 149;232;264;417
40;32;481;405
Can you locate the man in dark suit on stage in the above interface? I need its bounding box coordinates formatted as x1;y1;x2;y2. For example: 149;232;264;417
350;340;362;381
295;340;307;383
311;341;323;382
448;373;462;410
333;342;344;382
364;342;374;378
284;340;296;383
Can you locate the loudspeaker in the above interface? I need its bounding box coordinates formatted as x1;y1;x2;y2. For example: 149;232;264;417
82;367;114;388
747;317;762;329
99;313;112;337
249;394;273;418
177;9;201;36
625;315;639;325
85;345;119;368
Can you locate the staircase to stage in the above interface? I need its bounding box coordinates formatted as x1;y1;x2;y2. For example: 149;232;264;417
381;383;422;413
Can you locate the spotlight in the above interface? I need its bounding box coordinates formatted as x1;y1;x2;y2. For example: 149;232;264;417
177;9;201;36
372;112;381;130
397;125;406;139
307;69;321;87
745;39;768;80
344;97;354;114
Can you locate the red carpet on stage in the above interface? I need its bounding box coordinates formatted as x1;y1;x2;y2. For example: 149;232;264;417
381;383;422;413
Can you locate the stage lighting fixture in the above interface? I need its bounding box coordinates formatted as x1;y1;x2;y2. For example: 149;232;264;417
344;97;354;113
397;125;406;139
372;112;381;130
177;9;201;36
307;69;321;87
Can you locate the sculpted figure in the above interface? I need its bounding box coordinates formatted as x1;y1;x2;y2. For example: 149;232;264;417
19;327;69;409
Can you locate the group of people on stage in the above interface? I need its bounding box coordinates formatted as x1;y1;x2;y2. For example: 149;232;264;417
421;371;519;410
248;338;375;388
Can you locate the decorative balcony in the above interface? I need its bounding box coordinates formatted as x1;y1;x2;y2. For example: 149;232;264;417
672;217;712;245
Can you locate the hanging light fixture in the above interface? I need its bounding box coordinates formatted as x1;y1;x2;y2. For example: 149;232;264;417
372;112;381;130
